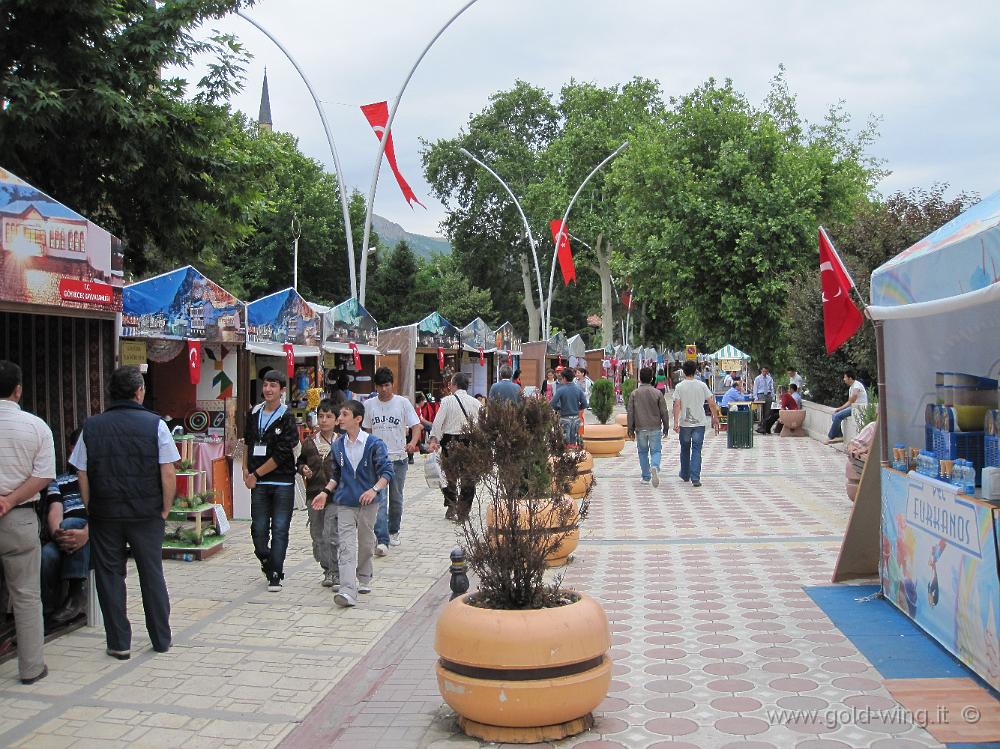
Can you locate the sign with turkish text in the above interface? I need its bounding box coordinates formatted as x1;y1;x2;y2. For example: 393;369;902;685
120;339;147;367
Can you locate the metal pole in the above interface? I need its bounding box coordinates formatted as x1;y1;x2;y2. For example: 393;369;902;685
358;0;482;305
458;148;547;336
545;141;629;339
874;317;890;466
236;11;358;300
291;213;302;291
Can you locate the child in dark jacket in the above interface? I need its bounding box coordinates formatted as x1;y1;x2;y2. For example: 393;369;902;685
313;400;393;608
297;400;339;587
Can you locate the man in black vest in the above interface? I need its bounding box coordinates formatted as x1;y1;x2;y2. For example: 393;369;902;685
70;366;178;660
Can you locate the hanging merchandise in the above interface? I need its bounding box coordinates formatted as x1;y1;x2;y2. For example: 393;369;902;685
282;343;295;377
187;339;202;385
438;346;445;370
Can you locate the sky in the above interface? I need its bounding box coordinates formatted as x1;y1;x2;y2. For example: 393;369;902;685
182;0;1000;240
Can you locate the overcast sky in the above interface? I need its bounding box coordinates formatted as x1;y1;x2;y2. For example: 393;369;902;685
184;0;1000;239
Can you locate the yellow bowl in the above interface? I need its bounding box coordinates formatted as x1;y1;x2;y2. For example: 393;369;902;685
954;405;988;432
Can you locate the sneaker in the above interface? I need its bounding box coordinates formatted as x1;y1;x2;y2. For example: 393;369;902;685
389;533;401;547
21;665;48;685
640;478;651;484
650;467;660;488
375;543;388;557
106;648;131;661
334;592;356;607
678;474;690;482
358;583;372;594
331;583;340;592
322;570;336;588
259;557;271;581
692;480;702;487
267;571;282;592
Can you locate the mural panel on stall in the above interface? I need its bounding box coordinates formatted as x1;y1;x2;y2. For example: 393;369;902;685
122;266;244;342
247;287;320;345
493;322;521;356
0;167;123;310
461;317;492;352
324;297;378;346
417;312;461;350
880;468;1000;690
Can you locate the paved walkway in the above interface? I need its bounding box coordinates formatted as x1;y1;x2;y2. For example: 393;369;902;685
1;412;993;748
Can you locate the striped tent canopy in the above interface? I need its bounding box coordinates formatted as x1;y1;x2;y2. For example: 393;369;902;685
708;344;751;361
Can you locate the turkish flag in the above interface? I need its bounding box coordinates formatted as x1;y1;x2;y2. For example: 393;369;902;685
187;339;202;385
621;289;633;311
819;227;863;354
478;347;485;366
437;346;445;370
282;343;295;378
361;101;426;209
549;220;576;285
349;342;362;371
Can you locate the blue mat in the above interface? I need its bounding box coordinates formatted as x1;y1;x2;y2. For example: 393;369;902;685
804;584;970;679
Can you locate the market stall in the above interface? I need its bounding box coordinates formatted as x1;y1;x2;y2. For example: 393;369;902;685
492;321;522;381
377;311;462;404
567;334;587;369
0;167;122;471
459;317;494;397
245;287;322;422
547;331;571;373
708;343;751;393
868;190;1000;691
322;297;380;399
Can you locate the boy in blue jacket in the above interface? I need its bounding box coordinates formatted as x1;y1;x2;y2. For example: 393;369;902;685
313;400;393;608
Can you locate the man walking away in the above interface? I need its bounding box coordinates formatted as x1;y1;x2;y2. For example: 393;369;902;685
0;360;54;684
550;368;588;447
313;401;393;608
488;365;521;404
363;368;421;555
430;373;482;521
672;360;721;488
243;370;300;592
627;367;670;487
826;369;868;444
71;366;177;660
297;400;339;587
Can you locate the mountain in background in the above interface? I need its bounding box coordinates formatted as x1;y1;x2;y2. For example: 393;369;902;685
372;214;451;258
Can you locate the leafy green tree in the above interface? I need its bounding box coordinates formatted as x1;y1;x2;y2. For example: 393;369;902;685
612;72;878;366
785;185;976;404
366;240;421;327
410;254;496;327
0;0;263;278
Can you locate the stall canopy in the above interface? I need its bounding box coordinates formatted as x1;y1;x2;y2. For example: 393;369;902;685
246;287;321;356
460;317;493;353
123;266;245;342
492;321;522;355
322;297;379;355
709;344;750;361
567;334;586;365
1;166;124;311
547;331;570;360
417;311;462;349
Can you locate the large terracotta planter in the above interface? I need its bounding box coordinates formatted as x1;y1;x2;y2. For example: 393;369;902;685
435;591;612;742
583;423;626;457
614;413;634;440
488;495;579;567
568;451;593;499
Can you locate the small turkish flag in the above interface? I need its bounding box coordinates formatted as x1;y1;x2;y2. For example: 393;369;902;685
621;289;633;311
349;342;362;371
549;220;576;285
437;346;445;371
478;347;485;366
361;101;426;209
818;227;863;354
282;343;295;378
187;339;202;385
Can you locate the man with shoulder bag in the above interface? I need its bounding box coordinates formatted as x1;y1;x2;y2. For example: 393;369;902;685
429;373;482;521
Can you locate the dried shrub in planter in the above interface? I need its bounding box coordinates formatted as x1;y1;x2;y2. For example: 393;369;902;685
441;398;592;610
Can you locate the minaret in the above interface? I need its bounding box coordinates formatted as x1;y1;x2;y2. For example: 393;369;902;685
258;69;273;132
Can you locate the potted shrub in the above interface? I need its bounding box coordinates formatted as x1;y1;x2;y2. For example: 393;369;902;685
583;378;626;456
616;377;637;438
435;398;609;743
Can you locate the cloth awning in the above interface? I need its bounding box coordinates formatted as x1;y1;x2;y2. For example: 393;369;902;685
322;341;380;356
709;344;750;361
246;341;320;358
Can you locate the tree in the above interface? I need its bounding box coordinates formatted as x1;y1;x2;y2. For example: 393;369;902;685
410;254;496;327
612;72;879;366
0;0;262;278
785;185;977;404
366;240;421;328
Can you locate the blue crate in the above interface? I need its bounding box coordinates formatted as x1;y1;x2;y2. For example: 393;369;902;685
925;425;934;451
986;435;999;468
932;429;985;486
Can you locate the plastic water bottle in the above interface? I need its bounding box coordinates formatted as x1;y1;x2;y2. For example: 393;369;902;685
958;461;976;495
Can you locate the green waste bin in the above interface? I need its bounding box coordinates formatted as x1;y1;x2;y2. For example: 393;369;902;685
727;407;753;449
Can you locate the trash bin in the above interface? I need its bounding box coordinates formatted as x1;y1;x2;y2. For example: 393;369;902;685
727;407;753;449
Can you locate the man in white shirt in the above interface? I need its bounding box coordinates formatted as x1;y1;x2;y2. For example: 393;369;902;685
826;369;868;444
430;372;482;521
0;360;55;684
363;368;421;555
672;360;721;488
752;366;775;403
786;368;804;394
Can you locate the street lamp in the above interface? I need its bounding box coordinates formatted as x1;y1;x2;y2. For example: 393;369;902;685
236;11;359;300
291;213;301;290
545;141;629;340
458;147;547;338
358;0;483;305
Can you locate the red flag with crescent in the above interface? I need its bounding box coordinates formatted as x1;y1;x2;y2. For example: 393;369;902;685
437;346;445;371
282;343;295;378
478;347;485;366
187;339;202;385
348;342;362;371
549;220;576;285
361;101;426;209
818;227;863;354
